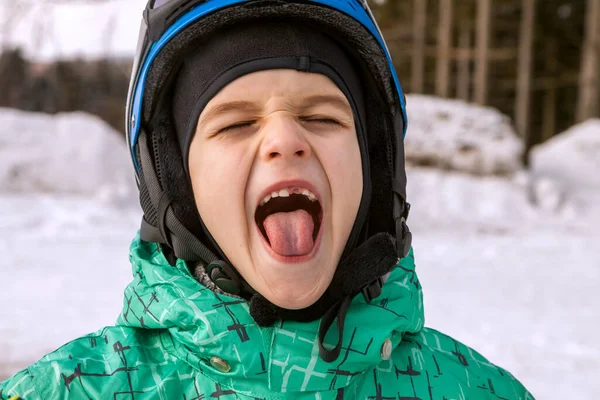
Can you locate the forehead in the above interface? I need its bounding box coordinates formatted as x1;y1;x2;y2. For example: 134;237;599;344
208;69;348;105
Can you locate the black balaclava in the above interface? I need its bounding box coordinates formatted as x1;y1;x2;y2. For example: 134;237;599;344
168;22;374;278
171;22;367;176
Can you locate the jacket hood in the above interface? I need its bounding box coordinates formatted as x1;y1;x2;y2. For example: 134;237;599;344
117;234;424;395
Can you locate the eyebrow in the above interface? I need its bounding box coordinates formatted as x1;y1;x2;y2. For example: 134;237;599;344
200;100;260;124
199;94;353;125
299;94;353;115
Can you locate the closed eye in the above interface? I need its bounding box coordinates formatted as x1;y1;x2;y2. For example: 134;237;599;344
302;118;341;125
218;121;255;133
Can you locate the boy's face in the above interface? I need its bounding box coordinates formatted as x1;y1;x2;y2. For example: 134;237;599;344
189;69;362;309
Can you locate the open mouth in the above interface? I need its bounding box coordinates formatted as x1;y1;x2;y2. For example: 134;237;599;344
254;187;323;257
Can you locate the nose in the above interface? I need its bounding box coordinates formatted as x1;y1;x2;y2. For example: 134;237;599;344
259;114;311;162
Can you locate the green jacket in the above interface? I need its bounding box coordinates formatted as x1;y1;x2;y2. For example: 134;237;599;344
1;235;533;399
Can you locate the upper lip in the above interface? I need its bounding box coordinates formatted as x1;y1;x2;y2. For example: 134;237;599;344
256;179;323;209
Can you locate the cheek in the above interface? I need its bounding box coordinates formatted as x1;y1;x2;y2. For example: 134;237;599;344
320;135;363;224
188;142;250;239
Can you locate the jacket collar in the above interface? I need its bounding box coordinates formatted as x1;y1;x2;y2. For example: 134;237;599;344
118;235;424;395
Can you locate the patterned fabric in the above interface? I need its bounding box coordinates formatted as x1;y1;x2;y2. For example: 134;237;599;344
1;235;534;399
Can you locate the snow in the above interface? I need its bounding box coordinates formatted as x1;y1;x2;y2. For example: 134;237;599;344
0;109;141;375
530;119;600;192
0;0;145;61
1;109;599;399
0;108;136;206
405;94;524;175
529;119;600;215
0;193;140;375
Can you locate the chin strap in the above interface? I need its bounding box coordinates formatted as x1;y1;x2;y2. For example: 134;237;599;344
392;178;412;259
318;271;390;362
315;182;411;362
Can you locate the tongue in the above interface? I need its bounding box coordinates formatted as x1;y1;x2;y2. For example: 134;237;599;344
263;209;315;256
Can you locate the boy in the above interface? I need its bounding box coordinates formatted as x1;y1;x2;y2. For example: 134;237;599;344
1;0;533;398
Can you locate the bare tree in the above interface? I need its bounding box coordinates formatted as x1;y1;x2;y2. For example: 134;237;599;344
577;0;600;122
515;0;536;141
475;0;492;105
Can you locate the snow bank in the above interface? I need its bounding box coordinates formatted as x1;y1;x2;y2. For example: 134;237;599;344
0;193;140;379
529;119;600;213
0;108;136;205
0;0;145;62
406;166;536;233
405;94;524;175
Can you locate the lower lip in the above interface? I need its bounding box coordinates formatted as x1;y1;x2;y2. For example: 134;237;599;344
256;217;324;264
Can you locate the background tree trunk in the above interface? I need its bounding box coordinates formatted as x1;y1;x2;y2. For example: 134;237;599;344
576;0;600;122
457;25;472;101
475;0;492;104
436;0;453;97
411;0;427;93
542;37;558;143
515;0;536;142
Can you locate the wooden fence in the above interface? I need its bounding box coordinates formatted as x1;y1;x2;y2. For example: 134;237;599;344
403;0;600;154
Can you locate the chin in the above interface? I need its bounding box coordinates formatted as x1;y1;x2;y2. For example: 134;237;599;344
261;278;329;310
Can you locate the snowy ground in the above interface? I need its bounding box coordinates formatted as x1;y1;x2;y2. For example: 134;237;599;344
408;167;600;400
1;110;599;399
0;193;140;377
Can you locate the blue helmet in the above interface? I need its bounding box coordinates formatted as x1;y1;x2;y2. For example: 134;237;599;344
125;1;412;354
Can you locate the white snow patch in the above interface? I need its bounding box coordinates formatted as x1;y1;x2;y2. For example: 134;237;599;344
0;109;141;379
0;0;145;61
0;108;136;206
407;166;534;232
529;119;600;215
405;94;524;175
406;166;594;235
0;193;140;376
414;230;600;400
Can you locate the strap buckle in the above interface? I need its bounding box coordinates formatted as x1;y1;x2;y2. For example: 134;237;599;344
362;276;384;303
157;192;174;248
394;196;412;258
395;217;412;259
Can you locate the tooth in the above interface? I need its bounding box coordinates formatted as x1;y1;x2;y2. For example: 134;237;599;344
302;189;310;196
271;191;279;198
308;192;317;201
262;194;271;205
279;189;290;197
